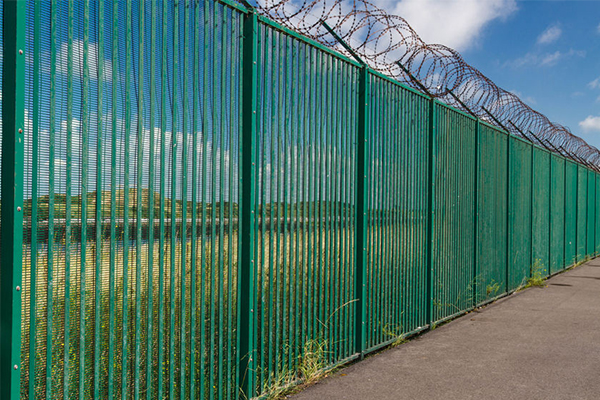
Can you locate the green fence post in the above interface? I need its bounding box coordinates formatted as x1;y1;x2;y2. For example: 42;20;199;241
563;159;567;269
0;1;26;398
354;65;369;357
471;119;479;307
505;133;510;293
548;154;552;273
239;8;258;400
426;99;436;323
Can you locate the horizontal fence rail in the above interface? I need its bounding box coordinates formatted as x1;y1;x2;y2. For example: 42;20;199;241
2;0;600;399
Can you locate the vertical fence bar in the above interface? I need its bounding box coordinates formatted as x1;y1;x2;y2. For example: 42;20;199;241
0;1;26;398
426;99;436;324
505;133;510;292
354;66;369;357
564;158;567;269
238;8;258;400
548;154;552;272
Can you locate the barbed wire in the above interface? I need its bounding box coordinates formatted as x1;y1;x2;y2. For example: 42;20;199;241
241;0;600;167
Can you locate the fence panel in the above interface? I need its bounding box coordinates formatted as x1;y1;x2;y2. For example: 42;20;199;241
20;1;243;398
253;21;359;395
532;147;551;276
365;76;429;350
550;154;566;274
432;105;476;322
587;169;596;256
577;166;588;261
476;124;508;302
565;160;578;266
508;137;533;290
7;0;600;398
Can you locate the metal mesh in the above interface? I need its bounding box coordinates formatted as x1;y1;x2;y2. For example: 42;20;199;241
253;20;358;391
432;105;476;322
532;148;551;277
9;0;600;399
549;154;565;275
477;124;508;303
508;136;532;290
21;1;240;398
365;76;429;350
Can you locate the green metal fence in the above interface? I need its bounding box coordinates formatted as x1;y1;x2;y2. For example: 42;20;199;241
2;0;600;399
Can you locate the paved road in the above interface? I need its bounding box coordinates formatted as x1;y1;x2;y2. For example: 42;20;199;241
292;259;600;400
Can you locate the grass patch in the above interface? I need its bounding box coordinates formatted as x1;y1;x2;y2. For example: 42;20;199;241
524;259;547;288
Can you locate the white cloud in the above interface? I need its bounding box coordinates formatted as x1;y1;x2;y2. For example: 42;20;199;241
505;49;585;68
376;0;517;51
537;24;562;45
597;22;600;34
589;77;600;89
579;116;600;133
540;51;561;66
53;40;113;80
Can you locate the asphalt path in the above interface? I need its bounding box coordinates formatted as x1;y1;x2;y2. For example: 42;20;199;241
292;259;600;400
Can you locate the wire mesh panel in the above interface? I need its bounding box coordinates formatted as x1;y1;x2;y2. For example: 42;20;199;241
549;154;566;274
476;124;508;303
432;105;476;322
587;169;596;256
577;166;588;262
20;1;242;398
253;21;358;395
365;77;429;350
532;147;550;277
474;124;508;303
508;137;532;290
564;160;578;267
11;0;600;398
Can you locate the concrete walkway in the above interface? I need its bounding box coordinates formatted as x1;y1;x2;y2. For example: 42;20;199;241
292;259;600;400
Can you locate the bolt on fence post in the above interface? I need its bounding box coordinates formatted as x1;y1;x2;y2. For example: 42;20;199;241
354;65;369;358
1;1;26;398
238;8;258;400
426;98;436;324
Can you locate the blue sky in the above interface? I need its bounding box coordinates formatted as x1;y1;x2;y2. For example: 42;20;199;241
376;0;600;148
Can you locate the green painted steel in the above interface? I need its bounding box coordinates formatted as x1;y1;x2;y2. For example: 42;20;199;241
597;175;600;255
432;104;476;323
9;0;600;398
365;76;429;350
587;169;596;256
565;160;578;267
476;124;508;303
253;20;359;392
577;166;588;262
549;154;566;274
2;1;26;398
239;9;258;400
508;136;533;290
532;148;551;277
